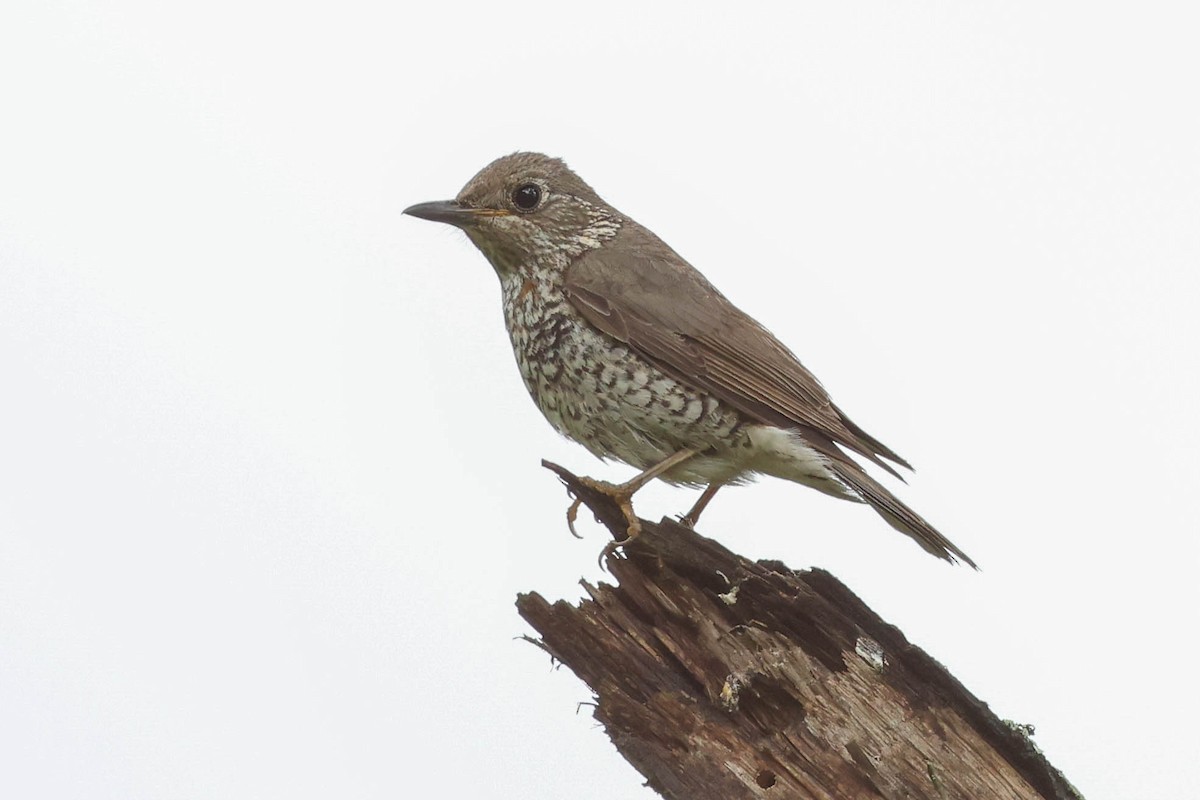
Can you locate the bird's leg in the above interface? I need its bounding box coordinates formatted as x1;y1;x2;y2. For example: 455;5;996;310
564;449;699;559
679;483;723;528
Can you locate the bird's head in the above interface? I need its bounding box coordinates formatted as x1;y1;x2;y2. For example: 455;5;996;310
404;152;622;274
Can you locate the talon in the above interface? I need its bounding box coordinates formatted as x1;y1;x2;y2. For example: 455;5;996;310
597;513;641;568
566;497;585;539
597;538;620;569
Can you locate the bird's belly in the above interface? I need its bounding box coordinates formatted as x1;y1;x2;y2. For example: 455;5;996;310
509;312;746;482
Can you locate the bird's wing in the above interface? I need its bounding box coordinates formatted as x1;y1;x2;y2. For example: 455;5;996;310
563;223;910;478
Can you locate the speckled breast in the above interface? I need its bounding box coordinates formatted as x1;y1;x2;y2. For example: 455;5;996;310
499;269;743;472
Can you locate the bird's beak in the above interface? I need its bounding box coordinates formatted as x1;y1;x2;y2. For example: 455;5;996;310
403;200;509;227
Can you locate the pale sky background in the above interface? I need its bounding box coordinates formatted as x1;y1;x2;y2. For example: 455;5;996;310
2;3;1197;798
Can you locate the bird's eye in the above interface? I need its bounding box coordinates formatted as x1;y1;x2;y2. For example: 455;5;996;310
511;183;542;211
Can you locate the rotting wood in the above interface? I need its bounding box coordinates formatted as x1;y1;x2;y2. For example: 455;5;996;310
515;461;1084;800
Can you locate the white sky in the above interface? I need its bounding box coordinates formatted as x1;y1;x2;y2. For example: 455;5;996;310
1;3;1197;798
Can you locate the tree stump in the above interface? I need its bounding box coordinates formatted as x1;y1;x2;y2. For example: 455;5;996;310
515;462;1083;800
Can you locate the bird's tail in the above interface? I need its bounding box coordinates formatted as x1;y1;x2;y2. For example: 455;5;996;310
828;461;978;569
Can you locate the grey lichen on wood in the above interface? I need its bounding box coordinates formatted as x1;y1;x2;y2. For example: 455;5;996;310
516;461;1084;800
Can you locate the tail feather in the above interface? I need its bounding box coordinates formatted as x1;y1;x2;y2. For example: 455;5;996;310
828;461;977;569
832;404;914;475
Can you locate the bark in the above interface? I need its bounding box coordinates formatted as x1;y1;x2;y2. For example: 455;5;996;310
515;462;1083;800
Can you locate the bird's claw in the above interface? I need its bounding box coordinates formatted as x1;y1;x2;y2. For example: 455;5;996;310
566;497;585;539
560;474;644;567
597;538;622;569
596;513;641;569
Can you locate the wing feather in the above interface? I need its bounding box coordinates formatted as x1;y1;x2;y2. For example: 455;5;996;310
564;224;907;477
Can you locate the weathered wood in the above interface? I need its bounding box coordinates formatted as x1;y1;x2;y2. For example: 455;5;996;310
516;462;1083;800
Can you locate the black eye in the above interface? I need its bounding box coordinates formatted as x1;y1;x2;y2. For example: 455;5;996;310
512;183;542;211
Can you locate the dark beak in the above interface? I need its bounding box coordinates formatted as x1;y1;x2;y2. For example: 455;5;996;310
403;200;507;227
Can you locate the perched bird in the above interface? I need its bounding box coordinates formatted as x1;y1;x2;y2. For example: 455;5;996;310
404;153;975;567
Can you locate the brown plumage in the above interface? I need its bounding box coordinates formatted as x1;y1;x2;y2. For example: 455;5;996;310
404;152;976;567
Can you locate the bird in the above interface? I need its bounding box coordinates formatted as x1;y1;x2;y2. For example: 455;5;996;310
404;152;975;568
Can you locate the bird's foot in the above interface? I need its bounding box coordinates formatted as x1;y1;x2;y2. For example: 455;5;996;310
561;475;644;567
548;450;700;568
